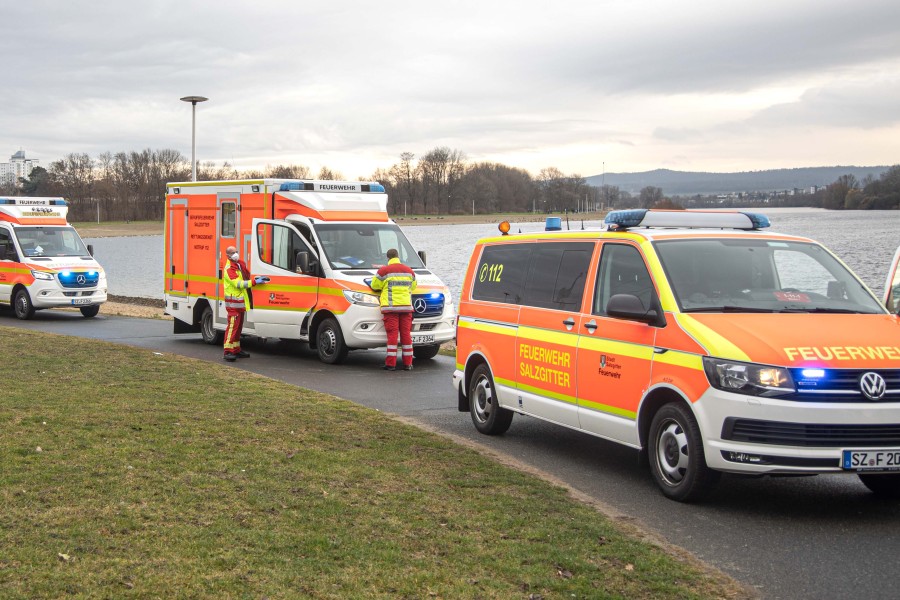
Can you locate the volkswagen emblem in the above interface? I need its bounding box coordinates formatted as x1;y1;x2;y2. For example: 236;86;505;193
76;274;86;285
860;372;887;401
413;298;427;313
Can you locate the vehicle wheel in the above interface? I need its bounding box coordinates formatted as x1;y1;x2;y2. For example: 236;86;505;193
79;304;100;318
413;343;441;360
317;317;349;364
648;403;719;502
468;363;513;435
200;305;223;345
858;473;900;498
13;288;35;320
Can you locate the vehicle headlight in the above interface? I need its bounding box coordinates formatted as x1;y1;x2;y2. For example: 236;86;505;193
31;270;54;281
343;289;380;306
444;288;453;305
702;357;795;397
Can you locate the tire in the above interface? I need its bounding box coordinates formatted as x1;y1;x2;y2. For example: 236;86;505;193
413;343;441;360
648;403;720;502
79;304;100;318
468;363;513;435
200;305;223;345
858;473;900;498
13;288;35;320
317;317;349;364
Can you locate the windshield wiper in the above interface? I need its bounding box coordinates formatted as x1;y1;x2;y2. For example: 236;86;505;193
777;307;872;314
683;306;778;313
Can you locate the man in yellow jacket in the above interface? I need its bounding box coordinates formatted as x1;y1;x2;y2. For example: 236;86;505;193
370;248;417;370
223;245;268;362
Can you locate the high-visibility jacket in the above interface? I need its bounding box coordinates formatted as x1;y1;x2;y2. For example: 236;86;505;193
371;257;417;312
223;258;254;311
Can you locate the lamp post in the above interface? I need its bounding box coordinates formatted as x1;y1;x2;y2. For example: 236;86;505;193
180;96;208;181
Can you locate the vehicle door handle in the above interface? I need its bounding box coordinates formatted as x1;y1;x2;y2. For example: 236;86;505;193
584;319;597;333
562;318;575;330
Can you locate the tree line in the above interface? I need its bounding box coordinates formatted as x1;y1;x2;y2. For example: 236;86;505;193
3;146;898;222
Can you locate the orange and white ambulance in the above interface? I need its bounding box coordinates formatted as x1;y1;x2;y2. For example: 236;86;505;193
0;197;107;319
454;209;900;501
164;179;456;363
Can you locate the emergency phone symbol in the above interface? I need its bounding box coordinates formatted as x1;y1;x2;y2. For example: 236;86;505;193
860;372;887;401
414;298;427;313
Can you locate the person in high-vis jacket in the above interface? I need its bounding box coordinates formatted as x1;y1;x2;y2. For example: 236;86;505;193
370;248;417;371
222;245;268;362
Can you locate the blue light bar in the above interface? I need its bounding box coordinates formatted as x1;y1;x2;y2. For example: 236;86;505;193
740;212;770;229
801;368;826;379
545;217;562;231
365;183;385;193
605;209;647;229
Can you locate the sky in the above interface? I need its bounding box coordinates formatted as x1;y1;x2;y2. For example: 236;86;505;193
1;0;899;179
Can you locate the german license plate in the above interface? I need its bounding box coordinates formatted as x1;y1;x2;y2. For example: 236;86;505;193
71;299;93;306
842;449;900;471
411;334;434;345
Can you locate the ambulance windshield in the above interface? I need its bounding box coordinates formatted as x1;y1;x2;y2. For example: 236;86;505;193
313;223;425;270
655;238;885;314
14;226;90;258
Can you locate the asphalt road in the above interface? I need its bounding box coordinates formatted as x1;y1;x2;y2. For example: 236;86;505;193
5;309;900;599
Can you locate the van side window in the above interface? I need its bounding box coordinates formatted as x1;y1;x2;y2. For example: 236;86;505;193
594;244;655;315
221;202;236;238
0;229;12;260
256;222;307;272
522;242;592;310
471;244;531;304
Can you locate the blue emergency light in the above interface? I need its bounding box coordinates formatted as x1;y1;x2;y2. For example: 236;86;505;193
605;209;770;230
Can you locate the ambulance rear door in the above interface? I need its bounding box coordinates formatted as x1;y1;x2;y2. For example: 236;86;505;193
250;218;320;339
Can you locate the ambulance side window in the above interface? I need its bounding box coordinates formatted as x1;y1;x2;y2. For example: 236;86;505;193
522;242;592;310
593;244;655;315
256;223;308;272
221;203;236;238
0;229;13;260
471;244;531;304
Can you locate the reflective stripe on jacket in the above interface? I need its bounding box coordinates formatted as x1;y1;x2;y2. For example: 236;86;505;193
371;257;417;312
223;258;253;311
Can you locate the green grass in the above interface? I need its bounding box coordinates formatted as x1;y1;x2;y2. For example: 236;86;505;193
0;327;745;599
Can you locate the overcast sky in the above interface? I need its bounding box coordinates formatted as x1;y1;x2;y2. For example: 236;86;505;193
2;0;898;179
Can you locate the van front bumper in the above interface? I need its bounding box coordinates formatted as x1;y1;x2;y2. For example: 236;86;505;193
31;287;107;309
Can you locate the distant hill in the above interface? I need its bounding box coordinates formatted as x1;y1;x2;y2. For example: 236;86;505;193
585;166;892;196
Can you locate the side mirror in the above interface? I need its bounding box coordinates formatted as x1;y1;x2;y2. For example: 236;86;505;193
418;250;427;266
884;246;900;314
296;250;310;274
606;293;665;326
87;244;94;257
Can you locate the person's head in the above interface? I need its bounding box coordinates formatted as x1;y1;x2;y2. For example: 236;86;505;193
226;246;238;261
386;248;399;260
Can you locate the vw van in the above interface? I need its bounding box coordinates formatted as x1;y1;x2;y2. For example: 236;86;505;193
453;209;900;501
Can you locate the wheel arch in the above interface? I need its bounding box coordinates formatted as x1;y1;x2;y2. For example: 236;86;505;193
458;351;489;412
637;385;695;452
308;309;337;351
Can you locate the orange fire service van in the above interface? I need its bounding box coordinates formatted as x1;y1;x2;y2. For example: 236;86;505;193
453;209;900;501
164;179;456;363
0;196;106;319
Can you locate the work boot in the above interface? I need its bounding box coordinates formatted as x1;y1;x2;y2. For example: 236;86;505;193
402;364;413;371
224;354;237;362
382;365;396;371
236;351;250;358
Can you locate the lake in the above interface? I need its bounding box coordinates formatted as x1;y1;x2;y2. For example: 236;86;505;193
86;208;900;301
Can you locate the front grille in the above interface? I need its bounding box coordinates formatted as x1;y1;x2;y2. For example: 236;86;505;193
411;293;444;319
785;368;900;403
723;418;900;447
58;271;100;288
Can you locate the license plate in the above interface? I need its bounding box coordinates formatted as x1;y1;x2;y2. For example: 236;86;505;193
71;299;93;306
842;449;900;471
411;334;435;345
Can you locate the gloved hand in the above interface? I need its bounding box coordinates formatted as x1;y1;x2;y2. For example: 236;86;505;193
253;276;270;285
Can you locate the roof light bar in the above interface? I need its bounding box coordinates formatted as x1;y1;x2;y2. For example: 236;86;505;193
605;209;770;230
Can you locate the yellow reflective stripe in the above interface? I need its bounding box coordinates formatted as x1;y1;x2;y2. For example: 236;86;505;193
674;313;750;361
579;402;637;420
517;380;577;405
0;266;32;275
578;335;655;360
653;349;704;370
458;319;518;337
516;325;578;348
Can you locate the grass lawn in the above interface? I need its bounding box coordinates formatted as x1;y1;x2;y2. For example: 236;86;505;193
0;327;747;599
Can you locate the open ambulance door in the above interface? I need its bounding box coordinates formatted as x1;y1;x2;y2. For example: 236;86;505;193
249;218;320;339
885;246;900;314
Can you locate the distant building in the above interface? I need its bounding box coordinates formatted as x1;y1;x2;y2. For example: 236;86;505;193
0;150;40;187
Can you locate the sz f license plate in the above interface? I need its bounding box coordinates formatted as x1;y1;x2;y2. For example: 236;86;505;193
71;299;93;306
842;449;900;471
411;334;435;345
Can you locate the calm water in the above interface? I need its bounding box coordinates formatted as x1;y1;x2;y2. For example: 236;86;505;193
86;208;900;301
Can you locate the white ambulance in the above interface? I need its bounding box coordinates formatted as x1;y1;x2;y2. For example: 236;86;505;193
0;197;107;319
164;179;456;363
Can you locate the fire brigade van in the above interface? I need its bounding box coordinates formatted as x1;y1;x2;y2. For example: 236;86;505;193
453;209;900;502
164;179;456;363
0;197;107;319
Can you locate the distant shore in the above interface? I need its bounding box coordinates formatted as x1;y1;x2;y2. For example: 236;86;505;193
73;211;608;238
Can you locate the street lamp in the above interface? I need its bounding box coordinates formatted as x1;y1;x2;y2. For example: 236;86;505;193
180;95;208;181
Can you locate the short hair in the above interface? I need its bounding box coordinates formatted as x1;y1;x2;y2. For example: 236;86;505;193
386;248;399;259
